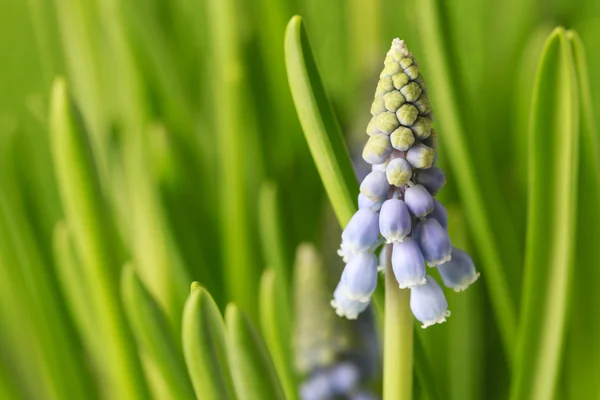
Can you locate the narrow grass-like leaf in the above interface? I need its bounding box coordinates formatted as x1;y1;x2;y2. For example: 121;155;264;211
182;285;237;400
124;126;191;333
50;78;149;399
52;221;98;353
284;15;358;226
122;264;195;400
416;0;517;357
225;304;287;400
259;268;298;400
259;182;291;287
511;27;579;400
205;0;260;317
563;30;600;399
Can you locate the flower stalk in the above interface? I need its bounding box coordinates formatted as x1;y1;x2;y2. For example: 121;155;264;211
383;243;413;400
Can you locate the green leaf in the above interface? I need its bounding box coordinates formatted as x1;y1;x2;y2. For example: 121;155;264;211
416;0;518;358
121;264;195;400
182;284;237;400
225;304;287;400
205;0;261;317
259;268;298;400
511;27;579;400
49;78;149;399
284;15;359;226
259;182;291;287
123;125;191;333
52;221;98;354
563;30;600;399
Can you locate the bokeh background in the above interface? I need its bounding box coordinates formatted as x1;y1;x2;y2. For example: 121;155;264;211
1;0;599;399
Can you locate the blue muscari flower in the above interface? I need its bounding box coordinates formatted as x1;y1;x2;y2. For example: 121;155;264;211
404;184;433;217
340;253;378;302
300;371;331;400
391;238;426;288
379;199;411;243
358;193;383;212
415;167;446;195
360;171;390;202
331;283;370;320
428;198;448;229
332;38;479;325
437;247;480;291
338;209;380;262
413;218;451;265
410;275;450;328
327;362;360;395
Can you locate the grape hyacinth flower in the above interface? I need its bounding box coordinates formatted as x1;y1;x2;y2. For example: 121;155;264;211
332;38;479;328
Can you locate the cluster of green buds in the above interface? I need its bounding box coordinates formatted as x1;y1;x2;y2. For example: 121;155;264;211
333;39;480;328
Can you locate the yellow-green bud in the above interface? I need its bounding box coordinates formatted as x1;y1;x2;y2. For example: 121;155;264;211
366;117;379;136
396;104;419;126
422;128;438;148
375;77;394;97
399;57;413;69
400;82;422;102
415;74;427;93
413;94;432;115
362;133;393;164
386;158;412;186
390;127;415;151
392;73;409;90
405;65;419;80
375;111;400;134
380;61;401;78
370;96;386;116
383;91;406;112
389;49;405;62
411;116;432;139
406;143;435;169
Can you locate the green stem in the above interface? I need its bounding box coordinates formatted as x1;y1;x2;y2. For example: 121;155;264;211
383;244;413;399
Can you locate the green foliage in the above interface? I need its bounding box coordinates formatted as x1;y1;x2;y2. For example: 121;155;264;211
1;0;600;398
511;27;580;400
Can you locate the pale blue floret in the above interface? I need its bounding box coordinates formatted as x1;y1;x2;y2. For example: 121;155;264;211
300;371;331;400
360;170;390;202
404;184;434;217
358;193;383;212
338;209;380;262
428;198;448;229
299;363;361;400
385;157;412;187
415;167;446;195
379;199;411;243
410;275;450;328
331;283;370;319
436;247;480;291
328;362;360;395
391;238;426;288
413;218;451;265
340;252;378;302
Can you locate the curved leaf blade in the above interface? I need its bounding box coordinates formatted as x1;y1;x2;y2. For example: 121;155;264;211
225;304;286;400
284;15;358;226
121;265;195;400
259;269;298;400
182;285;237;400
511;27;579;400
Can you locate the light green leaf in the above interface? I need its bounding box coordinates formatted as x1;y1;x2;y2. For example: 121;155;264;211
49;78;149;399
259;182;291;287
225;304;286;400
182;284;237;400
284;15;359;226
416;0;518;357
511;27;579;400
123;125;191;334
121;264;195;400
563;30;600;399
259;268;298;400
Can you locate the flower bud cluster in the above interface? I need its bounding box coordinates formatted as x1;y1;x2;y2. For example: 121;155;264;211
332;39;479;328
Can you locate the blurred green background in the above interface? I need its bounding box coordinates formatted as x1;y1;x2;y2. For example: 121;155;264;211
1;0;600;398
